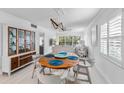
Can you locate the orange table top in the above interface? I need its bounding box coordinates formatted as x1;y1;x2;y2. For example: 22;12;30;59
39;54;79;69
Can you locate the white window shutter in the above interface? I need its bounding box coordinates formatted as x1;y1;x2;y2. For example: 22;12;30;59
109;15;122;61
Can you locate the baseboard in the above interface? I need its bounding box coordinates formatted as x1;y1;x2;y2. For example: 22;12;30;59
95;65;112;84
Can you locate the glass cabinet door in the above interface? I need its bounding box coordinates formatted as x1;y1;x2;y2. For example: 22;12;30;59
25;31;31;52
8;27;17;56
31;32;35;50
18;29;25;53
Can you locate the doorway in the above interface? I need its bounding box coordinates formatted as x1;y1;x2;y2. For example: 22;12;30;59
39;33;44;55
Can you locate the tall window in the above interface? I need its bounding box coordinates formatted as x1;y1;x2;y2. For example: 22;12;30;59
108;15;122;61
100;15;122;62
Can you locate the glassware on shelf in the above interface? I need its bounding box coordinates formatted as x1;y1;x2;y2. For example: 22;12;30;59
31;32;35;50
18;29;25;53
26;31;31;52
8;27;17;56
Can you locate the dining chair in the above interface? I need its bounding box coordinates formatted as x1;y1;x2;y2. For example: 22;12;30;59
73;58;95;84
35;64;69;84
32;54;44;78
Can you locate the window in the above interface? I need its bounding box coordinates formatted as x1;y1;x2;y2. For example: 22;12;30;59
100;15;122;62
108;15;122;61
65;36;72;45
73;36;80;45
59;36;65;45
59;36;80;46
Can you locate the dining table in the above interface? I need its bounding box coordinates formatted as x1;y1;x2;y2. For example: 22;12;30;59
38;52;79;76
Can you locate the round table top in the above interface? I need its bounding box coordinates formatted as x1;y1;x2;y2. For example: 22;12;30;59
39;56;79;69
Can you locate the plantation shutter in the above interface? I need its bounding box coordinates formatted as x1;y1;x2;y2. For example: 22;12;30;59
108;15;122;61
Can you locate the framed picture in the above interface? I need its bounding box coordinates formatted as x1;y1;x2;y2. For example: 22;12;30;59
91;25;98;46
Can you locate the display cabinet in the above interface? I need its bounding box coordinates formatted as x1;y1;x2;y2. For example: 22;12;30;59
8;27;17;56
6;27;36;75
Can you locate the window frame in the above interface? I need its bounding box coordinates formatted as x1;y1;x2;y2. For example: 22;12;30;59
99;15;123;66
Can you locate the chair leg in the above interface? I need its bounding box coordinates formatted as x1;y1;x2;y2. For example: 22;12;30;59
65;79;68;84
74;73;76;77
40;67;45;75
32;69;35;78
86;68;92;84
32;66;36;78
49;68;52;73
38;79;40;84
43;69;45;75
75;72;78;81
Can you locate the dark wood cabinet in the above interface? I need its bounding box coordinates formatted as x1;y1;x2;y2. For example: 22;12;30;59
11;52;36;71
11;57;19;70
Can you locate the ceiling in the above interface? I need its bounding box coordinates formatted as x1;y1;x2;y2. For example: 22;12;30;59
0;8;100;31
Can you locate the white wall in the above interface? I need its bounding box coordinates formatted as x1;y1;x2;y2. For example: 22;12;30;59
0;24;2;68
85;8;124;83
44;31;56;54
56;30;84;38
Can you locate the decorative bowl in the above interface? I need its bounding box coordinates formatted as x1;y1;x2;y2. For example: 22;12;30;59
54;53;68;58
67;56;78;60
48;60;64;66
